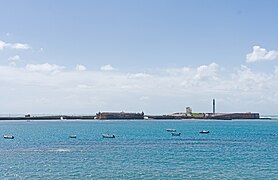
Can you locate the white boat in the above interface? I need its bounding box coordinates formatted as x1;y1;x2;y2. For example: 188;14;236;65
4;135;14;139
199;130;210;134
102;134;115;138
166;129;176;132
171;132;181;136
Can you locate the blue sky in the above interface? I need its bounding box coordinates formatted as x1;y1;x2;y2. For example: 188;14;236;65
1;0;278;115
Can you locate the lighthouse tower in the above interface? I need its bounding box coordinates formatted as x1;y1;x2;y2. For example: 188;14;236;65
213;99;216;115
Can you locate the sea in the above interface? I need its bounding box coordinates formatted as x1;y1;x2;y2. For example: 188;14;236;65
0;119;277;179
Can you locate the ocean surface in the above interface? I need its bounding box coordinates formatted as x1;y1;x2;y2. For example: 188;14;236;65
0;120;278;179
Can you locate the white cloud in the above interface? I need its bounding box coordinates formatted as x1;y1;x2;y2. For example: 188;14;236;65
26;63;65;74
128;73;151;78
9;61;17;67
0;40;6;50
10;43;31;49
140;96;150;101
274;66;278;74
8;55;21;67
8;55;20;61
75;64;87;71
246;46;278;63
231;65;272;91
77;84;90;89
100;64;116;71
166;67;190;76
194;63;219;81
0;40;31;50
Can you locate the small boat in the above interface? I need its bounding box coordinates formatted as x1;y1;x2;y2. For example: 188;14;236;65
102;134;115;138
199;130;210;134
4;135;14;139
69;135;77;138
171;132;181;136
166;129;176;132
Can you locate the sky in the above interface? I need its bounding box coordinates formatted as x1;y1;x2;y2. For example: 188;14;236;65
1;0;278;115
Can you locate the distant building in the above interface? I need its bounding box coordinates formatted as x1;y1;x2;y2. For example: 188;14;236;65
186;107;192;114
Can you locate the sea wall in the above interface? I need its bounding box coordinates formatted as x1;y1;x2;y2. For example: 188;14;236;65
95;112;144;119
211;113;260;120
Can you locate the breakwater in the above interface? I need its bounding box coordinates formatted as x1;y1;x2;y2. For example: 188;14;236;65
0;115;96;120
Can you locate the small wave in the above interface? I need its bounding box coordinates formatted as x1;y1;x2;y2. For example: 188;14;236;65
49;148;71;152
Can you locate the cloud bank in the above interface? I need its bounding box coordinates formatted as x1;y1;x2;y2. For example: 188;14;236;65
0;62;277;114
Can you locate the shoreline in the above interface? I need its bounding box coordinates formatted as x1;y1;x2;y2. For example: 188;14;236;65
0;117;275;122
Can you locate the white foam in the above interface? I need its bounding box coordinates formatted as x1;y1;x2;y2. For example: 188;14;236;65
50;148;71;152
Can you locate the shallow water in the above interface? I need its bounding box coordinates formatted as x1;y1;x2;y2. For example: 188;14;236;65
0;120;277;179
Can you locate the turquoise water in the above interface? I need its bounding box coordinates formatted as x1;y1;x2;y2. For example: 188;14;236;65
0;120;278;179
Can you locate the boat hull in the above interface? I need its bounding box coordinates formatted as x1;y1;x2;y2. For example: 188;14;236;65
171;132;181;136
102;134;115;138
166;129;176;132
69;135;77;138
199;131;210;134
4;135;14;139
